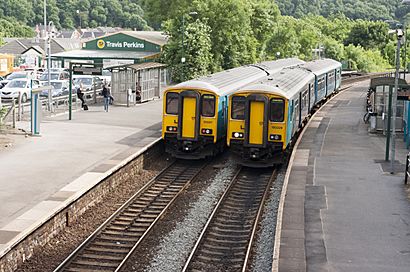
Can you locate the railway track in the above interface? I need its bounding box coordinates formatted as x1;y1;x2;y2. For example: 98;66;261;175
54;160;205;272
183;167;276;272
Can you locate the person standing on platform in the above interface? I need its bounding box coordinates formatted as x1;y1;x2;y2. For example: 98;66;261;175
102;84;110;112
77;82;86;109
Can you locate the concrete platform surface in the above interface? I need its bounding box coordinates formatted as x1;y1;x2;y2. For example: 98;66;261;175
277;81;410;272
0;100;162;253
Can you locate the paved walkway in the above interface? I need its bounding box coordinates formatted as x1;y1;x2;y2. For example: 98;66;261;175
278;80;410;272
0;100;162;243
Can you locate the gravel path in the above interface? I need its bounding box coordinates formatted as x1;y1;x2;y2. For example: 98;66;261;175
250;168;286;272
143;159;238;272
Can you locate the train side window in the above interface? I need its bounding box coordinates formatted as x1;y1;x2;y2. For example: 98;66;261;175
166;92;179;114
201;94;215;117
270;98;285;122
231;96;246;120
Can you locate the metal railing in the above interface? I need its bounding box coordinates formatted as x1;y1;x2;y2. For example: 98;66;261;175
0;88;103;123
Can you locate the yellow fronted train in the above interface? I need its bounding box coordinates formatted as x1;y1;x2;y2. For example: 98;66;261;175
227;59;342;167
162;58;305;159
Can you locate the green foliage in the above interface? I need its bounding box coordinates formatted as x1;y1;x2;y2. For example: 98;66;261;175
275;0;399;21
344;44;390;72
345;20;389;50
0;18;34;37
0;0;150;30
161;17;213;82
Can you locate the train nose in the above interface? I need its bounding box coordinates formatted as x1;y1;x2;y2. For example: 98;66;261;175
250;148;260;159
183;141;193;151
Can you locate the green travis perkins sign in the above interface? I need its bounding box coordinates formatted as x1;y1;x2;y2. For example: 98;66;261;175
84;33;161;52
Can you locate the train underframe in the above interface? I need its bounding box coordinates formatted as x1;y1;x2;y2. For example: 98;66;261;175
164;134;224;159
229;140;286;167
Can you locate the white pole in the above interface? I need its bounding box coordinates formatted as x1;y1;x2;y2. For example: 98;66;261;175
48;21;53;112
43;0;47;69
391;30;402;173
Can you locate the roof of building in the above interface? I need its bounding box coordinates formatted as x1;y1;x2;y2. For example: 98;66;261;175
51;49;160;60
110;62;166;71
96;31;167;46
0;38;81;55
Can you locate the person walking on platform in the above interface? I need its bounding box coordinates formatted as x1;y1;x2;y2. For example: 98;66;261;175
76;83;86;109
102;85;110;112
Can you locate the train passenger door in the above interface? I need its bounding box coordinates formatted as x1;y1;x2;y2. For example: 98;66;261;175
178;90;200;140
245;94;268;147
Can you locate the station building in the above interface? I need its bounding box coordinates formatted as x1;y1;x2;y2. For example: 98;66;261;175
52;31;168;103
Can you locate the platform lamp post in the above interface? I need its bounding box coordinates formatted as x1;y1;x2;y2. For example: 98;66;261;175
390;26;404;173
181;11;198;82
76;10;82;29
47;21;54;112
43;0;47;69
403;0;410;79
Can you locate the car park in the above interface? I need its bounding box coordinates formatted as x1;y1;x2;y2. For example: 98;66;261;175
0;71;34;89
39;71;70;85
0;78;40;103
40;80;69;98
73;75;103;91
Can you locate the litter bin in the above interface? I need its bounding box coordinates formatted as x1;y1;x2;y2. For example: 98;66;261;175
369;113;377;133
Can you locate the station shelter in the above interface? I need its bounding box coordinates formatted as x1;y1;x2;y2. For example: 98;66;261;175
368;76;410;148
51;31;168;103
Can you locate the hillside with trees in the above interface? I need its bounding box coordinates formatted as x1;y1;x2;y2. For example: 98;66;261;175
0;0;408;79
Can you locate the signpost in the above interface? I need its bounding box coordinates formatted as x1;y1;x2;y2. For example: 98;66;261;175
68;62;103;120
31;84;52;135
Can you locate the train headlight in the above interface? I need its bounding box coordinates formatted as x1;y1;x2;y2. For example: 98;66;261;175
270;134;282;141
167;126;178;132
232;132;244;138
201;128;213;135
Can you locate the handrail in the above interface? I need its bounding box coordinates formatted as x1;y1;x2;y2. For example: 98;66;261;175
405;152;410;185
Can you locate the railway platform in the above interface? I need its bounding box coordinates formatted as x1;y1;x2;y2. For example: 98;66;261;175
0;100;162;256
276;80;410;272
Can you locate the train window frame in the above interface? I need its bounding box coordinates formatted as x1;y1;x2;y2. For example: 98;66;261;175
166;92;179;115
269;98;285;122
201;94;216;117
231;96;246;120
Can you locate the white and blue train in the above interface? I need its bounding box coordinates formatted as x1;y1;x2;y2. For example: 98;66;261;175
227;58;342;167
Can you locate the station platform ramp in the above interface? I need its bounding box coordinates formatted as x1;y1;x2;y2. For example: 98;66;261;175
276;80;410;272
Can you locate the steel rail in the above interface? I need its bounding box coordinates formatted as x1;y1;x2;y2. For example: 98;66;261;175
54;160;205;272
183;167;276;272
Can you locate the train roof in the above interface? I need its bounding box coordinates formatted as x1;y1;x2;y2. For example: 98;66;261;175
235;67;315;100
252;58;305;75
165;58;304;97
299;58;341;75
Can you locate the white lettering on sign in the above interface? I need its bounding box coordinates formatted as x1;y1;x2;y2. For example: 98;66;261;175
103;41;145;49
106;41;122;48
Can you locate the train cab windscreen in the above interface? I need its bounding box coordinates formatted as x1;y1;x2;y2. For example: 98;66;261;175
201;95;215;117
270;98;284;122
231;96;246;120
166;92;179;114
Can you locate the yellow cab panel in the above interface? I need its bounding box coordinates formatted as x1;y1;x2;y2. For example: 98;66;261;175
181;96;197;138
248;100;265;145
267;95;287;150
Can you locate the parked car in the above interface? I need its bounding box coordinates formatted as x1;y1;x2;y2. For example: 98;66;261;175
40;80;69;98
39;71;70;85
0;79;40;103
73;75;103;91
0;71;34;89
100;70;112;86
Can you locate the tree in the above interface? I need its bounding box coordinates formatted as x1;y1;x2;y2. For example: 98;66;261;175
161;17;213;82
345;20;389;50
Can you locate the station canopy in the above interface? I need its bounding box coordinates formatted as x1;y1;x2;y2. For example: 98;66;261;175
52;31;167;67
